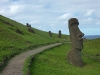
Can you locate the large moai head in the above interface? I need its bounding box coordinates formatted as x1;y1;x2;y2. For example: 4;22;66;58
26;23;29;27
59;30;61;34
49;31;52;37
68;18;84;49
58;30;61;38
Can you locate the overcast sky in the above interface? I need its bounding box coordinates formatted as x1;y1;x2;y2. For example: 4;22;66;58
0;0;100;35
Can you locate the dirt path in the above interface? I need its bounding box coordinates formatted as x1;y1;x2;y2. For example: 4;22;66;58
0;43;62;75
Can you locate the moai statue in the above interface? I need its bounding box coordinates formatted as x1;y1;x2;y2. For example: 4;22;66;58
26;23;31;27
67;18;84;67
26;23;29;27
49;31;52;37
29;24;31;27
58;30;61;38
26;23;30;27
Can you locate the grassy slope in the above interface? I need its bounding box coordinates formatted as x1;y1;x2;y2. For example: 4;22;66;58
0;15;69;71
30;39;100;75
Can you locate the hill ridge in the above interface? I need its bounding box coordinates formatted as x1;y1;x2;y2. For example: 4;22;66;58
0;15;68;72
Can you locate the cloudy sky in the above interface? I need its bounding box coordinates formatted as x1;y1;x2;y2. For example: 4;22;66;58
0;0;100;35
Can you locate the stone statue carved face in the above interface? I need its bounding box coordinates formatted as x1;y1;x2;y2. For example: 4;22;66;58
68;18;84;49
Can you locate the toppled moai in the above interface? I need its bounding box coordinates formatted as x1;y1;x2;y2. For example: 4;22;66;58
5;21;13;26
0;19;13;26
67;18;84;67
49;31;52;37
28;28;35;34
16;28;24;35
58;30;61;38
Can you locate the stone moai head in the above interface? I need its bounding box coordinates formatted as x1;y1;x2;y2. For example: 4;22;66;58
49;31;52;37
59;30;61;34
68;18;84;49
58;30;61;38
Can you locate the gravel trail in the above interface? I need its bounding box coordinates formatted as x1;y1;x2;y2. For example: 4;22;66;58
0;43;62;75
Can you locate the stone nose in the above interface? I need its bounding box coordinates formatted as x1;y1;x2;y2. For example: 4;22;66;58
77;29;84;37
77;33;84;37
77;32;84;37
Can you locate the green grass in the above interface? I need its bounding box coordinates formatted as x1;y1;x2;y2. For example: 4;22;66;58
29;39;100;75
83;38;100;55
23;55;33;75
0;15;69;72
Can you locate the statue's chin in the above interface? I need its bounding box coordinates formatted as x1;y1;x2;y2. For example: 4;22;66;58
73;42;83;49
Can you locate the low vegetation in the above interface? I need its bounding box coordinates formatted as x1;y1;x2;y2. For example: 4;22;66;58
0;15;100;75
0;15;69;72
28;39;100;75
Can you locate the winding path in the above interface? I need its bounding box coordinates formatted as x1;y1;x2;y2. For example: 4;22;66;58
0;43;62;75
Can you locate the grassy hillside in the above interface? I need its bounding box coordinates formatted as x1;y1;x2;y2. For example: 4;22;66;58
0;15;69;71
29;38;100;75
